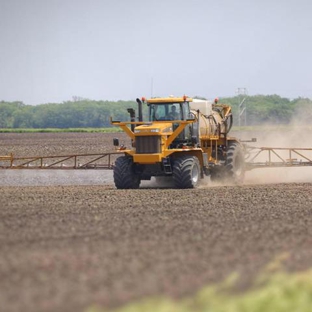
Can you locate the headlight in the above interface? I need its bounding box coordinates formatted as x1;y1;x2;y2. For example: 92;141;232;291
150;129;160;133
163;127;173;133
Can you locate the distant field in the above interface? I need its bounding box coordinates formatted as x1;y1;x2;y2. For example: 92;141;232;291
1;124;312;133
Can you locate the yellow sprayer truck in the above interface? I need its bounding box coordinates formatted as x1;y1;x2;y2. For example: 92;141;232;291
111;96;245;189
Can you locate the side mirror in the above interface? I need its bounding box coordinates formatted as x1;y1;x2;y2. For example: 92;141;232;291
186;112;196;121
113;138;119;146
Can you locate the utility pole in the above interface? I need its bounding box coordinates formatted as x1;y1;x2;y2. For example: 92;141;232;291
236;88;247;127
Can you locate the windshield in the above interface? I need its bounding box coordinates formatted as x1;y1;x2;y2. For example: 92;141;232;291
150;103;181;121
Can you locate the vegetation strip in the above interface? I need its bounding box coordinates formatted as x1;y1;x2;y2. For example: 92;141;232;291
88;269;312;312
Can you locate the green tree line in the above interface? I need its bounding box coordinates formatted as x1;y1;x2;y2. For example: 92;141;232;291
0;99;138;129
219;95;312;126
0;95;311;128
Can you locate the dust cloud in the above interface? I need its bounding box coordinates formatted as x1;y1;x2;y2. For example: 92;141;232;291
0;170;114;186
234;126;312;185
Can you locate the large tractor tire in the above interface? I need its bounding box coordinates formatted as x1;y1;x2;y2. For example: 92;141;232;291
225;142;245;184
113;156;141;189
172;155;201;189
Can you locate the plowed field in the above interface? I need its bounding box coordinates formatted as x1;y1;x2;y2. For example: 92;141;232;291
1;132;312;312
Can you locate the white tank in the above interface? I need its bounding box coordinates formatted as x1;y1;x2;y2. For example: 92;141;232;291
190;99;212;115
190;99;226;136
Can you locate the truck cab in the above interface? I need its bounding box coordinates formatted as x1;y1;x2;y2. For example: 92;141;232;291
146;97;196;148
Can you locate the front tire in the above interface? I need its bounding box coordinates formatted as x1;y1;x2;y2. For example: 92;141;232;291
172;155;201;189
113;156;140;189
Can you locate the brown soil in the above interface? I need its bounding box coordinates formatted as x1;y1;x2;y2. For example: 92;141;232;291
1;132;312;312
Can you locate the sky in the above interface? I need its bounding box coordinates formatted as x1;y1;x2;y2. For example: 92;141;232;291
0;0;312;105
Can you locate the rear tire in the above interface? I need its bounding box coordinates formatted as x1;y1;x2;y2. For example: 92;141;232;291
226;142;245;184
173;155;200;189
113;156;140;189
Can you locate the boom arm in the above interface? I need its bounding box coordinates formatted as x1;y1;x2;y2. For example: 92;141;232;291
245;146;312;170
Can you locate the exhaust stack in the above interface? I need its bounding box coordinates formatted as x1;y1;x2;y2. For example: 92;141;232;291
136;98;143;122
127;108;135;132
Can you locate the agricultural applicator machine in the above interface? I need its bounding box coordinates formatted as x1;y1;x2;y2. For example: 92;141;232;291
1;95;312;189
111;96;245;189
